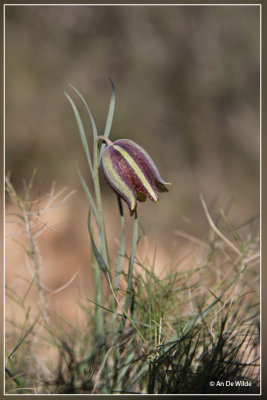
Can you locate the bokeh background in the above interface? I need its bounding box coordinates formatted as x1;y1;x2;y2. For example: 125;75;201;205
5;5;260;318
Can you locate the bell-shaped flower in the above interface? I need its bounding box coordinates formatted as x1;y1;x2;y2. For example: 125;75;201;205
100;138;170;215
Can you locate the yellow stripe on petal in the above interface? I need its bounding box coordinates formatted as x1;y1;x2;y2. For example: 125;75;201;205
102;149;136;211
114;145;158;202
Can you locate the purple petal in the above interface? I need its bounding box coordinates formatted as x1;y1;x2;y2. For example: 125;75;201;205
114;139;170;193
101;145;137;214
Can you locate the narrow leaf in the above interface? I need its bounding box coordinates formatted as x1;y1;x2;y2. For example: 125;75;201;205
5;350;27;393
65;91;94;177
68;83;98;141
180;264;248;339
87;210;111;283
8;316;38;358
87;298;153;328
100;79;116;161
103;79;116;139
76;163;99;229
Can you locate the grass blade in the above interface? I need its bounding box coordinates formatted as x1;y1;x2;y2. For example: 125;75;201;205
180;263;248;339
8;316;38;359
87;298;153;329
5;350;27;394
64;91;94;177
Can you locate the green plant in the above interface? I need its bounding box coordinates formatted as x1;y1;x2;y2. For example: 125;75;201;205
5;82;260;394
64;80;172;391
63;82;260;394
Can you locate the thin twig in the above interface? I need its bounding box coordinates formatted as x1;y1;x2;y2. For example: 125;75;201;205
35;270;80;301
33;221;61;239
31;190;76;214
200;194;241;256
243;252;260;265
5;231;27;238
174;229;209;248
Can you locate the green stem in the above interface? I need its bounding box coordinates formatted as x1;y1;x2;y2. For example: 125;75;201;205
114;196;125;292
116;210;139;341
112;196;125;389
124;209;138;313
93;138;109;270
91;240;104;338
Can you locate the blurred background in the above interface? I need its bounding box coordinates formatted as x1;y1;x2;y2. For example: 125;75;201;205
5;5;260;315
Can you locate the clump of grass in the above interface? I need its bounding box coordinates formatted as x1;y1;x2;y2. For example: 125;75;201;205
5;173;76;394
5;83;260;394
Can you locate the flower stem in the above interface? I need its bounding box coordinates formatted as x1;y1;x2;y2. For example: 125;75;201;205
125;209;138;313
93;138;110;270
96;135;113;147
114;196;125;292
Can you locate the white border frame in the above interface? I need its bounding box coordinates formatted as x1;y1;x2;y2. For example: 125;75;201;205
3;3;262;396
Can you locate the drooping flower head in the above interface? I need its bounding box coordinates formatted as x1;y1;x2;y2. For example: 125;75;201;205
100;138;170;215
